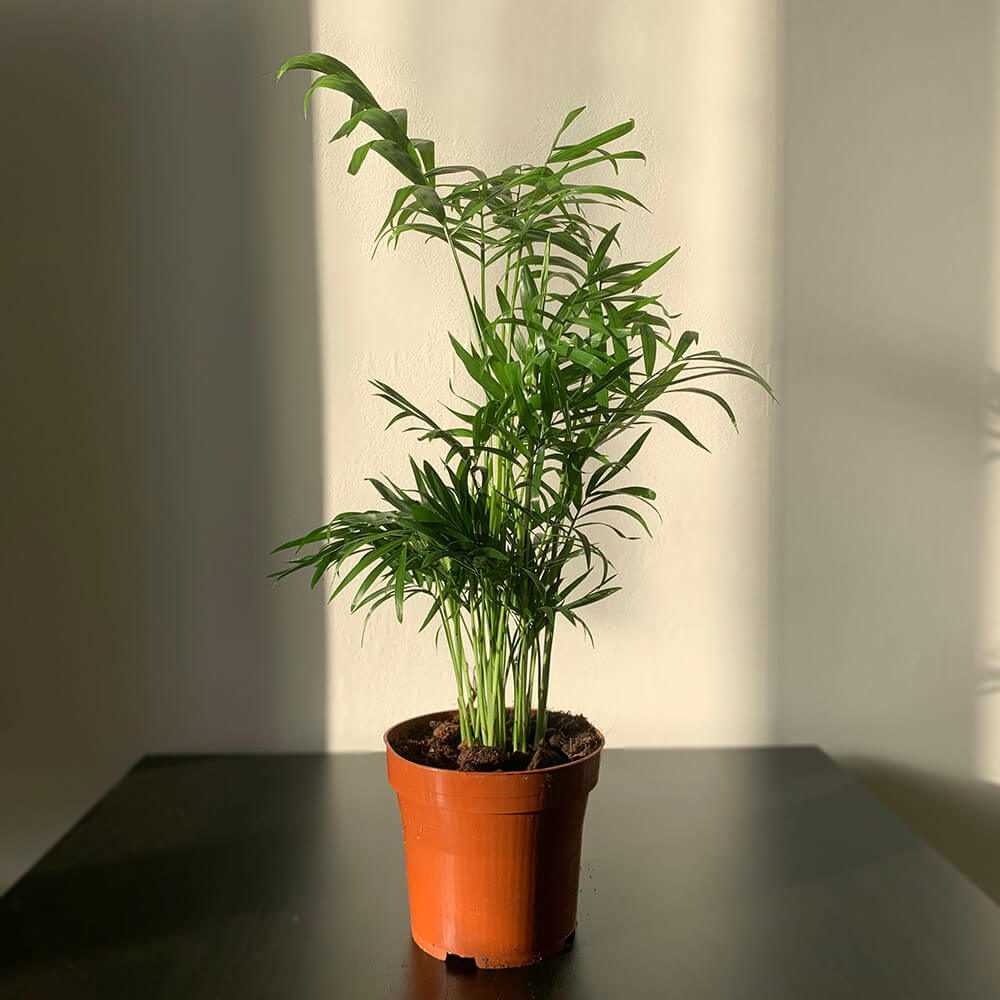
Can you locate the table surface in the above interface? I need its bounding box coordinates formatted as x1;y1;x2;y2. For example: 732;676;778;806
3;748;1000;999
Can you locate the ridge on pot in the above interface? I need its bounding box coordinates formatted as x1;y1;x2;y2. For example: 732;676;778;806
385;712;604;969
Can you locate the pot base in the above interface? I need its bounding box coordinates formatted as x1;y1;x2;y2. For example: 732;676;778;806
414;929;576;969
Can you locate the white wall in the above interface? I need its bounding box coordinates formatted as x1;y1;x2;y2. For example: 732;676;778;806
5;0;1000;898
310;0;780;750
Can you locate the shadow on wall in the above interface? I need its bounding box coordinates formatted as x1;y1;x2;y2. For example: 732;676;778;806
0;0;325;890
848;758;1000;904
773;0;1000;902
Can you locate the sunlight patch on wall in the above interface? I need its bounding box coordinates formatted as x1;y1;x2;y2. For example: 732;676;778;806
309;0;780;750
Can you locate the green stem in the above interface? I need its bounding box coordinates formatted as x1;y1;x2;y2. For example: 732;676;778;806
534;616;555;749
479;202;487;312
440;217;478;335
441;592;472;744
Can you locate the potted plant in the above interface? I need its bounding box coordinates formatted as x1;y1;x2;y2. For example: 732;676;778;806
273;51;771;968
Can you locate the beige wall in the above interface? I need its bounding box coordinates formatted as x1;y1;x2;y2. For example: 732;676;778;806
5;0;1000;897
310;0;781;750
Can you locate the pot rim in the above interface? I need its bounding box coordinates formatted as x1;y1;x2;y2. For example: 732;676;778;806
384;709;605;777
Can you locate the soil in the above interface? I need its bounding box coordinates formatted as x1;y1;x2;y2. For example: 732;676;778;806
390;710;602;772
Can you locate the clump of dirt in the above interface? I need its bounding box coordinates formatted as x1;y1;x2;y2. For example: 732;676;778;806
389;711;602;772
456;744;505;772
416;717;460;768
432;719;461;744
544;713;603;761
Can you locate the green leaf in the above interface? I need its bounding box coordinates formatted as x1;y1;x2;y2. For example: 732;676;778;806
588;430;648;494
376;185;415;239
557;150;646;177
413;185;445;223
588;485;659;513
550;119;635;163
584;504;652;536
388;108;408;135
590;223;621;275
330;542;399;601
276;53;374;96
412;139;435;177
303;71;378;117
618;427;652;470
394;546;406;622
640;324;657;376
647;410;710;451
351;560;392;610
449;335;505;399
565;586;621;610
332;106;408;147
563;183;648;211
369;140;426;185
570;348;610;376
348;141;375;175
605;247;679;293
418;596;442;633
669;387;738;428
673;329;699;362
553;105;587;145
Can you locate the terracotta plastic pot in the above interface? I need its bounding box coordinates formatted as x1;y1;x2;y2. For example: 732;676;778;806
385;712;604;969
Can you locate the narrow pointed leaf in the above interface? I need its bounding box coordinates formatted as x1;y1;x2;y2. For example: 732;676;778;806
550;120;635;163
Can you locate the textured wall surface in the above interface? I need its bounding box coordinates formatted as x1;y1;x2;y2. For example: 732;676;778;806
2;0;326;888
308;0;780;750
774;0;1000;901
776;0;993;782
8;0;999;899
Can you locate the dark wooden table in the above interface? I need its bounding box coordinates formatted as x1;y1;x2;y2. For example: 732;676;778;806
4;748;1000;998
